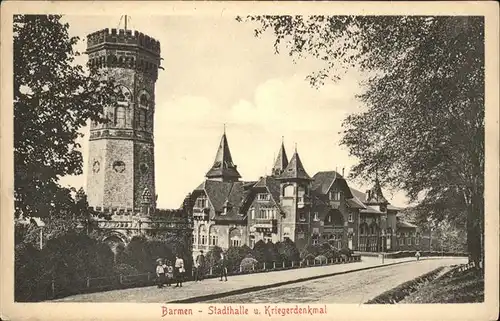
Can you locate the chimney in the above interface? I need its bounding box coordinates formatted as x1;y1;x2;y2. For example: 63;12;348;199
342;167;345;177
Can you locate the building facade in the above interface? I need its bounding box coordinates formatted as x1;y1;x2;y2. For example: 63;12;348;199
189;131;429;255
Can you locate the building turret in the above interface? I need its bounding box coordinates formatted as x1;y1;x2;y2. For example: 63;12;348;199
205;128;241;182
271;137;289;176
277;147;312;182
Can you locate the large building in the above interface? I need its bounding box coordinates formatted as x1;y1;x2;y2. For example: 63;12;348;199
189;131;429;255
84;25;191;248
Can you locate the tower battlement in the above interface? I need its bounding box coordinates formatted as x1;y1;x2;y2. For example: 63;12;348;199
86;28;161;55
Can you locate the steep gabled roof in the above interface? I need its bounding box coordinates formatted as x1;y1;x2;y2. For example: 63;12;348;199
194;180;252;222
346;198;366;209
271;141;288;176
360;205;384;215
277;151;312;181
311;171;354;199
205;132;241;181
350;186;403;211
252;175;284;214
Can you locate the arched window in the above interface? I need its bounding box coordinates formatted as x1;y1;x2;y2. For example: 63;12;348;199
115;106;126;127
140;94;149;107
284;185;294;197
115;85;132;103
229;228;241;247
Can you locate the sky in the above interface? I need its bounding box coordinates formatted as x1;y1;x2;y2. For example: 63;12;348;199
58;15;409;209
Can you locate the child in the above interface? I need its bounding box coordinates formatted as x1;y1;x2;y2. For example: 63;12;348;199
156;260;165;288
165;261;174;287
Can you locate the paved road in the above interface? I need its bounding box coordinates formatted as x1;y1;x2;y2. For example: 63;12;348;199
53;257;465;303
205;258;465;304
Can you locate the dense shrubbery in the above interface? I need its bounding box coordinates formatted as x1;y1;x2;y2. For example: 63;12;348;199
116;234;193;274
15;232;115;301
299;242;348;263
113;263;139;276
15;229;192;302
226;245;253;273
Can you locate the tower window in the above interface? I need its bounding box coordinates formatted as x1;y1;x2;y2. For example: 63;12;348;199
113;161;125;173
139;94;149;108
138;109;147;130
283;185;294;197
140;163;149;174
115;106;126;127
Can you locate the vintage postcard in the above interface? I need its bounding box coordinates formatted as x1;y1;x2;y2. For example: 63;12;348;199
1;1;498;321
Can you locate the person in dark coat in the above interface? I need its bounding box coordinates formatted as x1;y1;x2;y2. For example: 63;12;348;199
194;250;206;281
219;252;228;281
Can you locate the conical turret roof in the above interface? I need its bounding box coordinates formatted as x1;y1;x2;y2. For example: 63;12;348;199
277;149;312;181
206;131;241;181
271;139;288;176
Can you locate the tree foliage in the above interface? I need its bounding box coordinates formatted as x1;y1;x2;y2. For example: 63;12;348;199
14;15;116;219
239;15;484;263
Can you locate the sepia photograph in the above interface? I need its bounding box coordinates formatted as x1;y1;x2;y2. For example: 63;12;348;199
1;1;498;321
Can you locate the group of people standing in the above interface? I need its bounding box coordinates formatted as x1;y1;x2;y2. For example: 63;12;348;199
193;250;228;282
155;254;186;288
155;250;229;288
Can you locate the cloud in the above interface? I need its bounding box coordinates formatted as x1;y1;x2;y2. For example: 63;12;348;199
229;72;363;133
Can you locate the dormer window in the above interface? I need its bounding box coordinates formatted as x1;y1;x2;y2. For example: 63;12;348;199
257;193;270;201
195;195;208;209
313;212;319;221
330;191;341;201
222;200;231;215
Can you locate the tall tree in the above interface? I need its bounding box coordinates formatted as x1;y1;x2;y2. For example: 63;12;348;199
14;15;115;220
239;16;484;264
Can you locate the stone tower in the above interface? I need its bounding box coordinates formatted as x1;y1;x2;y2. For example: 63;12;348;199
85;27;161;213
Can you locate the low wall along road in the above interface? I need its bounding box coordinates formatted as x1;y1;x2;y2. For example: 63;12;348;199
53;256;466;303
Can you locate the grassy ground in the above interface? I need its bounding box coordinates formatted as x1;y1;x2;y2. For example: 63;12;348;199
402;265;484;303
